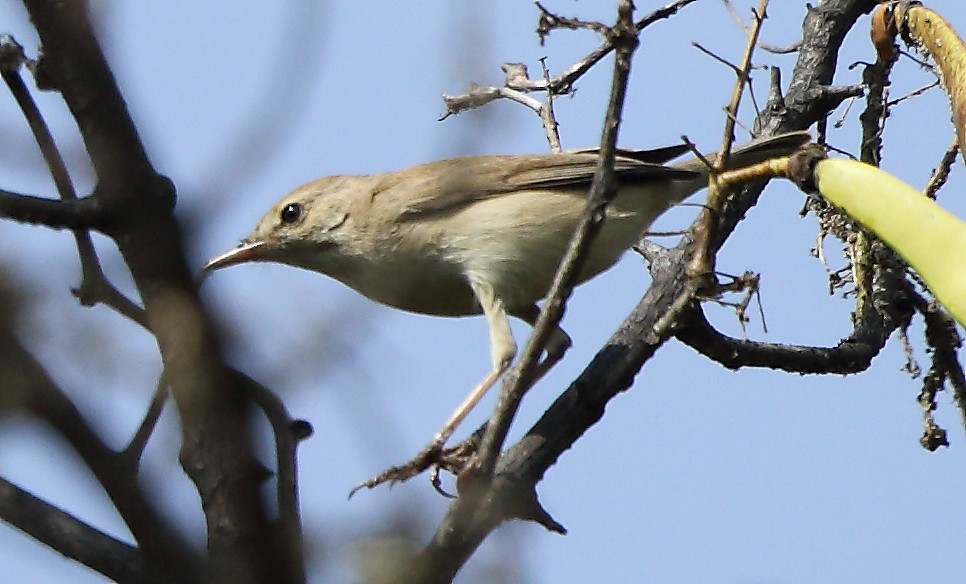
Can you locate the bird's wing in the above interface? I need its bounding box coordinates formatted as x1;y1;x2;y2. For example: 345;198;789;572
399;151;700;217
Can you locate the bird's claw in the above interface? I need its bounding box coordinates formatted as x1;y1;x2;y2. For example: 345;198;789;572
348;436;481;498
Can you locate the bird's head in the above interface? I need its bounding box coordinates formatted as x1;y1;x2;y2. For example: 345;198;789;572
202;176;361;277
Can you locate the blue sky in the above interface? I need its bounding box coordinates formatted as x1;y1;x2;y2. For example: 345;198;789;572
1;1;964;582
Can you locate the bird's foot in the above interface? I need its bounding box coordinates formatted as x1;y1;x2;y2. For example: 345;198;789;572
349;434;481;498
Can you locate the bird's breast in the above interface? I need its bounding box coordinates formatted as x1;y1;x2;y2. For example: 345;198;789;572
329;225;483;317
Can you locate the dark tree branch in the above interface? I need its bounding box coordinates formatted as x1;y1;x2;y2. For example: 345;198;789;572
414;2;645;579
237;371;312;584
19;1;287;582
0;189;107;229
916;292;966;442
849;9;965;442
0;477;156;584
1;36;147;324
417;236;697;584
415;1;881;581
120;376;169;468
674;306;886;373
779;0;880;132
0;327;202;582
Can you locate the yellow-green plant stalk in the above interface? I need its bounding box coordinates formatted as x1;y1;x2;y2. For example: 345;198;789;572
811;157;966;326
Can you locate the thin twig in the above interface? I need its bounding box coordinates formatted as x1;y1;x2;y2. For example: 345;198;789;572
538;57;563;152
886;78;941;107
692;41;752;78
237;370;311;584
719;0;770;165
923;137;959;200
0;327;201;580
476;0;640;483
688;0;769;280
120;375;169;468
440;0;702;118
534;1;610;42
722;0;801;54
0;36;148;328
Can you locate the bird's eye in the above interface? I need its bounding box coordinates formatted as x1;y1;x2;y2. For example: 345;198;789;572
280;202;303;224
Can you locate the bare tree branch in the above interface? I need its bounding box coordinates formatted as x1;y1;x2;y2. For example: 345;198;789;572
19;1;289;581
440;0;703;118
0;477;156;584
1;35;147;324
0;326;202;582
413;2;646;579
411;2;879;581
674;306;887;372
3;1;953;583
0;189;107;229
237;371;312;584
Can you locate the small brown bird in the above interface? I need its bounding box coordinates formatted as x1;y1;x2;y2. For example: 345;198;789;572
204;131;809;479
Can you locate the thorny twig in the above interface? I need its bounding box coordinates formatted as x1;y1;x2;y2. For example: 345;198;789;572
440;0;702;119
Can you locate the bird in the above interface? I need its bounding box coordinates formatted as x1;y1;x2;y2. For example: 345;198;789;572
203;130;811;486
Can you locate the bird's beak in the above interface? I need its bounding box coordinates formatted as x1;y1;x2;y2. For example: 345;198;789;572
202;240;267;276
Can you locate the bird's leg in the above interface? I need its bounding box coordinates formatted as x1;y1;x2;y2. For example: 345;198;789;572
349;298;577;496
416;308;571;495
350;280;516;496
429;281;516;447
